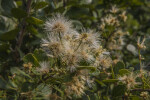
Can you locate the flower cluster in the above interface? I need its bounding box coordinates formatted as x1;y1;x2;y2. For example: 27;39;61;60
140;92;149;99
41;14;111;72
23;62;32;72
100;5;128;51
65;74;86;97
118;72;140;90
39;14;112;97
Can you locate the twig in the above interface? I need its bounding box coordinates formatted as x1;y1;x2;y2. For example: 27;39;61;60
63;0;66;7
14;0;32;62
17;0;32;48
131;88;150;92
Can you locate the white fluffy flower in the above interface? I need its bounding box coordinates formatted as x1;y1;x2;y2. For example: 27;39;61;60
37;61;50;73
77;29;100;48
45;14;72;37
41;34;63;56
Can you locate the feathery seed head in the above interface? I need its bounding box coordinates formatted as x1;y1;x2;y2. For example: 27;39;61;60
78;30;100;48
45;14;72;36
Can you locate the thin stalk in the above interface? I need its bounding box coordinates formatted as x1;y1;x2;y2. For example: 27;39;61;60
74;40;82;52
87;95;90;100
131;88;150;92
58;32;63;45
110;65;115;79
98;91;101;100
138;48;142;71
138;47;145;89
17;0;32;48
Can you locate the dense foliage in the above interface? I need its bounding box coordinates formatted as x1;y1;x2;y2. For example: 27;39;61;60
1;0;150;100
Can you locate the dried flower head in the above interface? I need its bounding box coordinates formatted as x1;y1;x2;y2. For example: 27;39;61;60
23;62;32;69
118;72;140;90
94;55;112;69
101;14;119;26
99;22;105;30
140;91;149;99
137;37;146;49
119;11;127;22
65;75;86;97
46;93;60;100
110;5;119;13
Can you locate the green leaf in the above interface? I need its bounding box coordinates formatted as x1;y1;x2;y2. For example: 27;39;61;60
131;96;140;100
41;85;52;95
21;82;34;92
11;8;27;19
0;15;15;33
17;47;25;59
34;1;48;10
77;66;96;72
111;65;115;79
26;17;44;25
72;20;83;30
16;1;22;7
7;80;18;89
0;29;19;41
0;42;9;52
95;79;106;87
10;67;31;78
23;49;48;67
66;6;89;18
112;85;126;97
119;69;130;76
23;53;40;66
53;85;64;97
113;61;125;75
33;49;48;62
27;25;38;35
102;79;119;83
1;0;16;16
0;76;7;89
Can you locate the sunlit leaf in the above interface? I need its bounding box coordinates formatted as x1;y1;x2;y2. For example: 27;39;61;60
119;69;130;76
26;17;44;25
77;66;96;72
34;1;48;10
10;67;31;78
102;79;119;83
95;79;106;87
